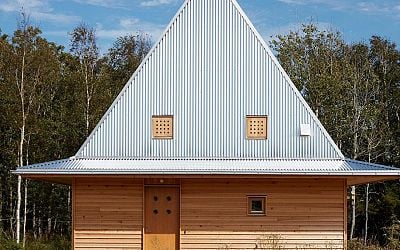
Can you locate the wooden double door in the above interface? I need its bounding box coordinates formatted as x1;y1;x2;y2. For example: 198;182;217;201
144;186;180;250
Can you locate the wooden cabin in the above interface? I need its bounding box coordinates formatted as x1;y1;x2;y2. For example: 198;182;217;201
15;0;400;249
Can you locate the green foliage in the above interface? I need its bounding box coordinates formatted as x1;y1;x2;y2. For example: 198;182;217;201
0;17;149;245
23;237;70;250
0;231;20;250
0;16;399;249
348;239;400;250
0;232;70;250
272;23;400;246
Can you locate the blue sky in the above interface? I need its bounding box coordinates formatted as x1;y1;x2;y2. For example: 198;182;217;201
0;0;399;53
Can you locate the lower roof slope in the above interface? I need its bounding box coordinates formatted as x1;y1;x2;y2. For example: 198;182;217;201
14;157;400;176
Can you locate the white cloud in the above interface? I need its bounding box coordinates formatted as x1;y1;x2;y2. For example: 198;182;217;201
0;0;80;24
357;2;388;12
32;12;79;24
277;0;335;6
72;0;179;9
356;2;400;20
277;0;400;19
277;0;347;10
120;18;141;28
96;18;165;41
0;2;20;12
44;30;69;37
140;0;177;7
73;0;130;9
277;0;307;5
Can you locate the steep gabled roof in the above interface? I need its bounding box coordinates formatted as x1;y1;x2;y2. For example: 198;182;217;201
13;0;400;181
75;0;343;160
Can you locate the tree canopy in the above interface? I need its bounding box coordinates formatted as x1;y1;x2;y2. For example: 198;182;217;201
0;20;399;249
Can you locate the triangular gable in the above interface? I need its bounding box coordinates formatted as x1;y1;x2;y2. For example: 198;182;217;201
76;0;343;160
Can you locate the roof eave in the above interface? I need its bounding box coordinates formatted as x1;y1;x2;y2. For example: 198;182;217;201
14;170;400;176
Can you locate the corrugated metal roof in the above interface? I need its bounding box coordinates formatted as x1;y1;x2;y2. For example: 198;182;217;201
13;0;400;178
75;0;343;160
14;158;400;176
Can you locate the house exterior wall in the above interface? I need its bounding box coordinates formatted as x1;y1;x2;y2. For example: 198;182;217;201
73;177;346;249
73;178;143;249
181;178;346;249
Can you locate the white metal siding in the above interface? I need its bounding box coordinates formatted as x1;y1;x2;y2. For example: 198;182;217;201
77;0;343;159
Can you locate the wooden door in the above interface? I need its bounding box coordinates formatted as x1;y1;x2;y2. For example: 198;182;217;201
144;186;180;250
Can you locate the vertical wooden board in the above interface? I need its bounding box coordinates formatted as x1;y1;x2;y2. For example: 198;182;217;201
343;179;348;250
72;178;76;250
73;178;143;250
180;178;346;249
144;186;180;250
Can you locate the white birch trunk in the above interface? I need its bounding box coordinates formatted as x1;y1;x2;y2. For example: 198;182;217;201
16;176;21;243
33;203;37;239
38;219;42;238
364;183;370;244
10;187;14;236
86;72;90;136
23;179;27;247
16;38;27;244
364;154;372;244
350;185;356;239
47;216;52;236
0;181;2;229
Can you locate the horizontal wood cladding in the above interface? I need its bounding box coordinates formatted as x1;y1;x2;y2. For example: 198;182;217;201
181;178;345;249
74;178;143;250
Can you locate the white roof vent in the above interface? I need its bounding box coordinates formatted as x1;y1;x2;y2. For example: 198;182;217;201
300;124;311;136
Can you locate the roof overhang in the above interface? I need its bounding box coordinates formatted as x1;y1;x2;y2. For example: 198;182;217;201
21;174;400;186
13;158;400;186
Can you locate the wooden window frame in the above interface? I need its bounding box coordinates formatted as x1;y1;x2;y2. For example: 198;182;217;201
152;115;174;139
246;115;268;140
247;195;267;216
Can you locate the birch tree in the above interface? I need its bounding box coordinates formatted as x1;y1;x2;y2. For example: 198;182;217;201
22;135;30;247
11;14;61;244
12;14;38;244
270;24;350;144
106;33;151;88
370;37;400;162
346;43;383;240
70;24;99;136
362;107;385;244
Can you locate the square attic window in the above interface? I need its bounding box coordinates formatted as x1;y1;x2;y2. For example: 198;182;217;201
152;115;173;139
247;195;266;216
246;115;268;139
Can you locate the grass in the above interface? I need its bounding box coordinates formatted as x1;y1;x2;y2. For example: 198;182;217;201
0;233;70;250
1;232;400;250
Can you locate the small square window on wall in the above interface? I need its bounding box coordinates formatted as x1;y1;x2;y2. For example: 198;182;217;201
247;195;266;216
152;115;173;139
246;115;268;139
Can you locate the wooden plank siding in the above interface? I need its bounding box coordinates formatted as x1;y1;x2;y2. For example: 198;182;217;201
72;177;346;249
73;178;143;249
180;178;346;249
